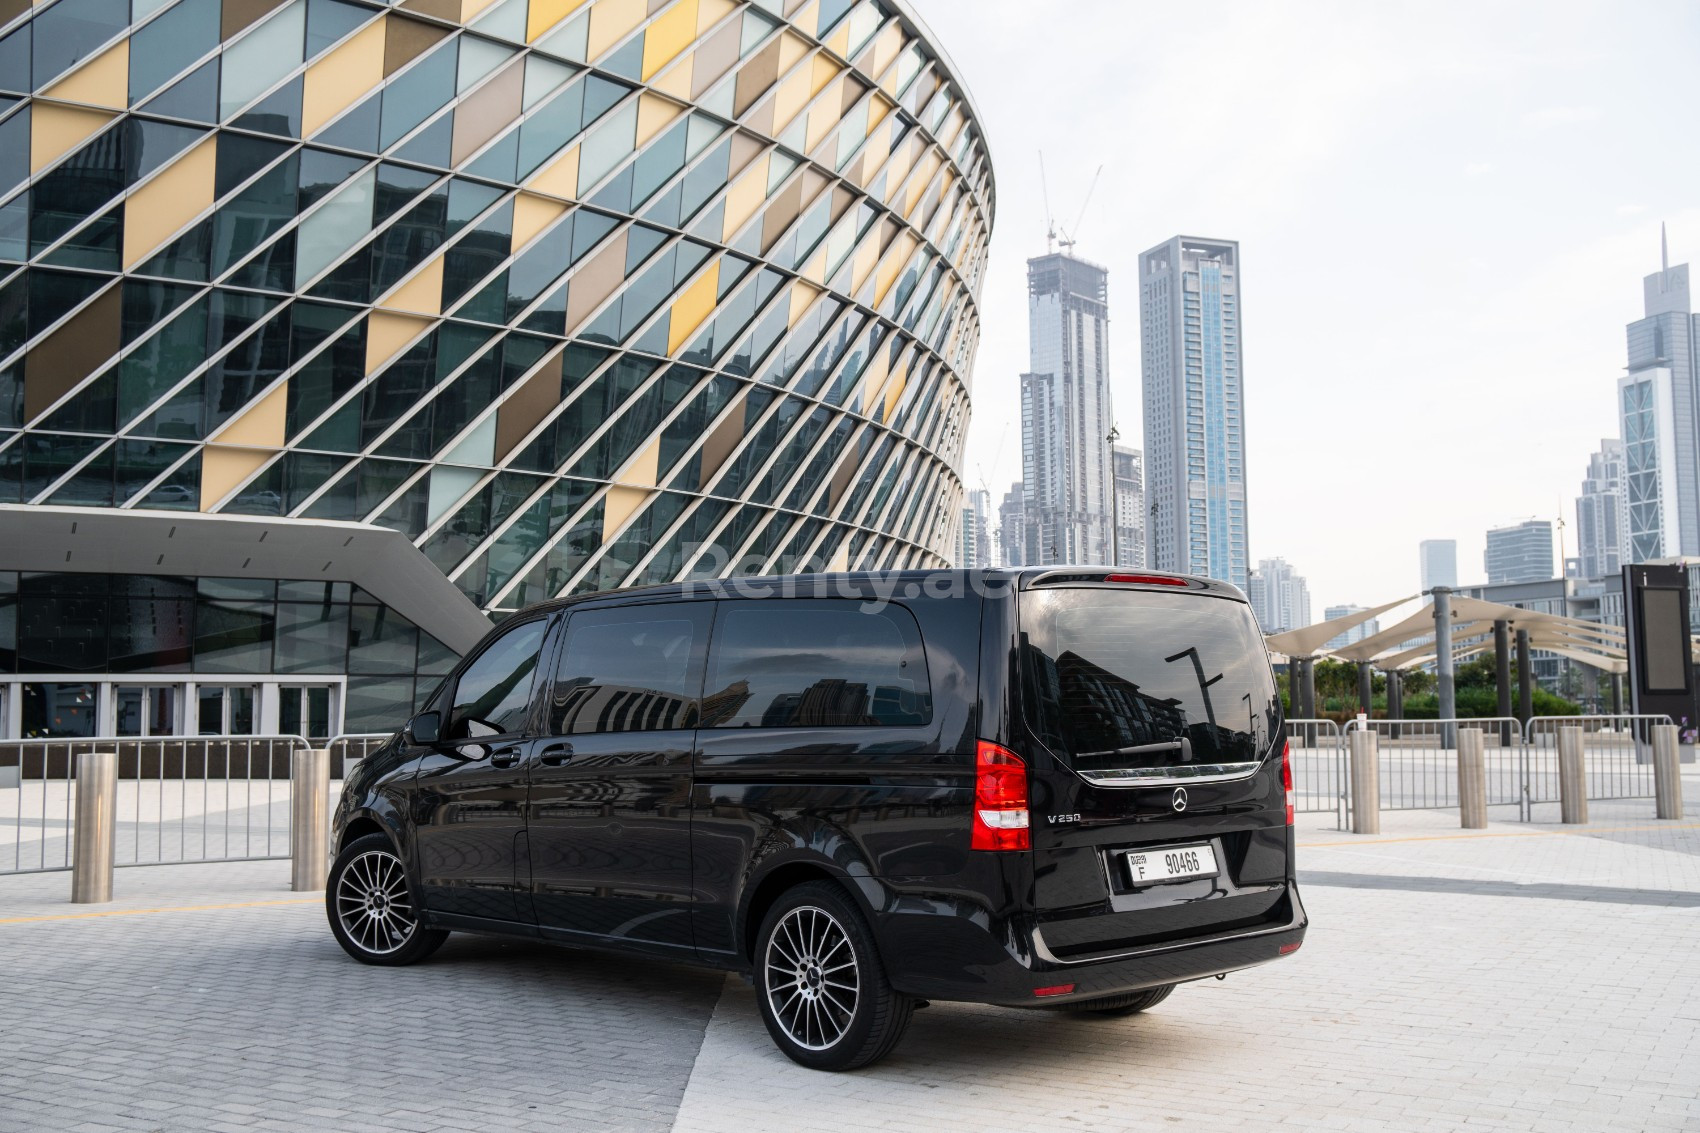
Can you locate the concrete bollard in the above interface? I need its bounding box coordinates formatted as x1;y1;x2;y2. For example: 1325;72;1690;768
291;747;331;892
1557;726;1588;825
1457;728;1488;829
71;750;118;904
1349;728;1380;835
1652;725;1684;820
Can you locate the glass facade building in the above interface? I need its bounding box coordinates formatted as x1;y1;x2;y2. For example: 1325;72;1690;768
0;0;993;737
1618;242;1697;562
1139;236;1246;590
1018;251;1111;567
1483;520;1554;586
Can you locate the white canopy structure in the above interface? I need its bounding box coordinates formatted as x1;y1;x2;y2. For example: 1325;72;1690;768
1263;595;1415;660
1271;593;1628;675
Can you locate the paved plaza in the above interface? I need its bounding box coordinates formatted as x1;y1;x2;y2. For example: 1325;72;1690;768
2;786;1697;1132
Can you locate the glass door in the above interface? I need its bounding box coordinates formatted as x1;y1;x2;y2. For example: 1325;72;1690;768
116;686;178;737
279;685;334;741
197;685;257;736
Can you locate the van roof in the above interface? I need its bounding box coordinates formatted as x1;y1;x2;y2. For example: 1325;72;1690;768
509;567;1248;618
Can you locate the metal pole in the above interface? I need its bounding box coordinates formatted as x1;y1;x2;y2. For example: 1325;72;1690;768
1457;728;1488;829
1608;672;1622;716
1557;726;1587;825
1349;728;1380;834
71;750;118;904
1516;628;1533;725
290;747;331;892
1652;724;1684;820
1300;658;1318;748
1387;669;1402;739
1357;662;1373;717
1494;619;1513;745
1433;587;1455;748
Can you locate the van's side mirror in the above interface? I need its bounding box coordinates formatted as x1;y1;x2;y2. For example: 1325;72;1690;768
405;711;441;746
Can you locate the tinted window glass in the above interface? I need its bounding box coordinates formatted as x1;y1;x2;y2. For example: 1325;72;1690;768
449;619;545;738
1021;590;1279;776
546;606;701;734
702;600;930;728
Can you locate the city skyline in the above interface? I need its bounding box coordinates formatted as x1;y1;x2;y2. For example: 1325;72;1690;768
925;0;1700;613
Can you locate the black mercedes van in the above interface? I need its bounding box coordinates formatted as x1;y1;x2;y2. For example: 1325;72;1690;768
326;567;1305;1070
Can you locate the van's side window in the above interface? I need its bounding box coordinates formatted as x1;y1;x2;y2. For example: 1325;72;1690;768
701;600;931;728
547;605;703;734
447;619;546;740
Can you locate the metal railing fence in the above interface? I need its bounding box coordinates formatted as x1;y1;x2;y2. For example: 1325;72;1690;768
1;732;395;875
1;735;310;875
1522;715;1670;817
1342;717;1525;816
326;734;393;778
1281;719;1346;827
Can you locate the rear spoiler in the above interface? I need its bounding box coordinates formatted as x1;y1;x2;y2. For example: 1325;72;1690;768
1022;569;1247;603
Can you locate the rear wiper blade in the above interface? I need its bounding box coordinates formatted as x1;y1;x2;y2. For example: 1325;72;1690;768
1076;737;1193;762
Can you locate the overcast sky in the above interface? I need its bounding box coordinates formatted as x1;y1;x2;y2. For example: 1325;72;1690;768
914;0;1700;615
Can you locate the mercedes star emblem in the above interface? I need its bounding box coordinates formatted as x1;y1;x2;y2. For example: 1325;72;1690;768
1172;787;1188;812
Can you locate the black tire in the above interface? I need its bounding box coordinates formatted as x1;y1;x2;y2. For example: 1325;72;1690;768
754;881;913;1071
325;833;448;966
1050;984;1175;1017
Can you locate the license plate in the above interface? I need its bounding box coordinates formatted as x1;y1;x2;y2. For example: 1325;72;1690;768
1126;843;1219;887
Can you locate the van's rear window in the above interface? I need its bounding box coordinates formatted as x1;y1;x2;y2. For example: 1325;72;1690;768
1021;589;1280;775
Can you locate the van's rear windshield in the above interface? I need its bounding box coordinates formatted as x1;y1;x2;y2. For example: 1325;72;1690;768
1020;588;1280;777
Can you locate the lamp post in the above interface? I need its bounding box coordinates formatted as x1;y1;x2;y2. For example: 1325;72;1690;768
1106;424;1121;566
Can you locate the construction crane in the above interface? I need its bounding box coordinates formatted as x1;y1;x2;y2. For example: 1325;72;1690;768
1057;164;1103;251
1038;152;1104;253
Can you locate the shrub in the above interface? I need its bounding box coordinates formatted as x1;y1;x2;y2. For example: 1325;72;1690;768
1401;687;1581;719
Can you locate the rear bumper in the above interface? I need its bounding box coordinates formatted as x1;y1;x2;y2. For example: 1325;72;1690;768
873;881;1307;1007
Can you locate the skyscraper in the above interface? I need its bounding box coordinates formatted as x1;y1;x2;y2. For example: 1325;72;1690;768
1485;521;1554;584
1247;557;1310;634
1020;252;1114;565
1323;605;1381;650
1111;445;1145;568
1140;237;1247;588
1576;439;1626;580
1419;539;1458;591
997;483;1025;567
1618;228;1698;560
957;490;992;569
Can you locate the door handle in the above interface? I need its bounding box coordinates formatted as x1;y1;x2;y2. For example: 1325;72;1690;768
538;743;574;766
490;747;522;769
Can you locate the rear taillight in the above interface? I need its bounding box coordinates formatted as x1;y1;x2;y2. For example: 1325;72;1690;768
972;740;1030;851
1281;739;1294;825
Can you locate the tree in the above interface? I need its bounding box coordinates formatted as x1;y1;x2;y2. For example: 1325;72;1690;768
1454;654;1499;690
1313;658;1363;712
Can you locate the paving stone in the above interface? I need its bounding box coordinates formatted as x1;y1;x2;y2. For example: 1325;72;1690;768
3;804;1697;1131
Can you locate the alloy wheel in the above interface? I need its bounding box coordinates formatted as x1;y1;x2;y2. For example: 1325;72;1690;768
764;905;860;1051
334;849;417;955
